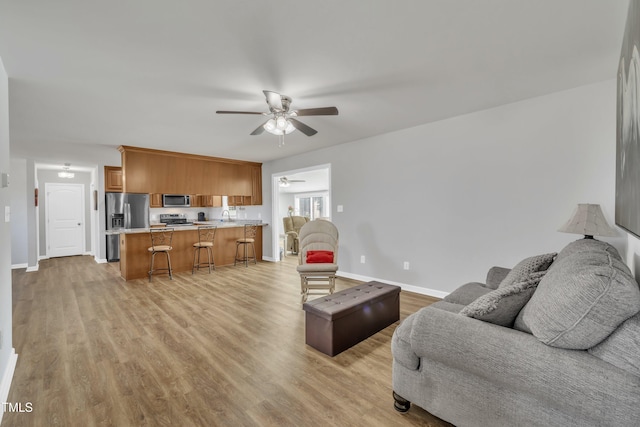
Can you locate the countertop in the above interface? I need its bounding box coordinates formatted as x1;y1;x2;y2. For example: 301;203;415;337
105;220;267;235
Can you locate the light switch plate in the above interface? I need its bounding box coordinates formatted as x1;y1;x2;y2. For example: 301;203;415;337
1;172;8;188
337;205;344;212
4;206;10;222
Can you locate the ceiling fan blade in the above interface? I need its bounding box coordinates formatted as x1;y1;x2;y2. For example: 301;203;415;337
216;110;265;115
289;118;317;136
263;90;284;111
293;107;339;116
250;121;269;135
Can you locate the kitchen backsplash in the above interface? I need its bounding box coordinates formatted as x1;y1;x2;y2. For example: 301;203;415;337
149;205;262;222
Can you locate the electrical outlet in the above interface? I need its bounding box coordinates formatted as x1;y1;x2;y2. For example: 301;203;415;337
337;205;344;213
403;261;410;270
360;255;366;264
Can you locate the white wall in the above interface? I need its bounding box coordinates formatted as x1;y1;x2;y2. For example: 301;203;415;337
10;158;27;267
264;80;621;295
0;56;17;422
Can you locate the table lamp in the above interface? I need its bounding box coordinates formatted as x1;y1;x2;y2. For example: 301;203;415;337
558;204;617;239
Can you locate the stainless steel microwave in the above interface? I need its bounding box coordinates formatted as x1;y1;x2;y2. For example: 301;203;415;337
163;194;191;207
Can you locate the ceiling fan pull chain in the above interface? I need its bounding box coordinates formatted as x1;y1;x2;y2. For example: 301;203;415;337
278;134;285;148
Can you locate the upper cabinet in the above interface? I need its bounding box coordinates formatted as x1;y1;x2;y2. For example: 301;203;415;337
251;165;262;205
104;166;123;192
118;146;262;204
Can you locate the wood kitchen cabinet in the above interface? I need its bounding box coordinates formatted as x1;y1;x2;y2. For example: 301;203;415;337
119;146;261;198
251;165;262;205
228;195;251;206
191;195;222;207
104;166;123;192
150;193;163;208
201;195;222;207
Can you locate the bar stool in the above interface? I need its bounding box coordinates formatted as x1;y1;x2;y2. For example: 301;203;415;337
148;228;174;282
234;223;258;267
192;226;217;274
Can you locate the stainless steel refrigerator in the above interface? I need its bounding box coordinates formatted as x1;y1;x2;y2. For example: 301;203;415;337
106;192;150;262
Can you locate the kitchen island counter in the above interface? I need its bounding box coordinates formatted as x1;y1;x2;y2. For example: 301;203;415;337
106;221;266;235
113;222;266;280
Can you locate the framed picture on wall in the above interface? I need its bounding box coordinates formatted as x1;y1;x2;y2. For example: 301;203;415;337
616;0;640;238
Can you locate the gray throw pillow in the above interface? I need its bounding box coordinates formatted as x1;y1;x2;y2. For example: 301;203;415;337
588;313;640;376
498;253;556;289
515;250;640;349
460;274;544;327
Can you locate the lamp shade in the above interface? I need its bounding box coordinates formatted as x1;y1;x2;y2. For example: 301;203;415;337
558;204;617;238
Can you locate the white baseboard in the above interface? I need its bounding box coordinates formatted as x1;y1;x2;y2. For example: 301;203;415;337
10;263;27;270
262;256;277;262
94;257;107;264
337;271;449;299
25;264;39;273
0;349;18;425
38;255;48;261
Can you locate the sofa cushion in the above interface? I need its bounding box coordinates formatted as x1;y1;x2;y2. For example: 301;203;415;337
515;250;640;349
460;275;543;327
443;282;493;306
498;253;556;288
588;312;640;376
555;238;622;264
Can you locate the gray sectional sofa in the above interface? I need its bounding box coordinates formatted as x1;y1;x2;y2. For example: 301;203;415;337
392;239;640;427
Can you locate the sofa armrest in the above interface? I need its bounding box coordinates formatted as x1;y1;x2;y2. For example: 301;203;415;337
408;307;640;406
485;266;510;289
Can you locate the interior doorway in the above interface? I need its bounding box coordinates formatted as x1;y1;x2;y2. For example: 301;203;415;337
45;183;86;258
271;164;331;262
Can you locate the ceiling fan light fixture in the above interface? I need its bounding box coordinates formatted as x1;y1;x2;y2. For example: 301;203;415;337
264;118;296;135
276;116;288;130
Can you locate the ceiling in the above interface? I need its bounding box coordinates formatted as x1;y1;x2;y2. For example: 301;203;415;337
0;1;630;166
278;169;330;194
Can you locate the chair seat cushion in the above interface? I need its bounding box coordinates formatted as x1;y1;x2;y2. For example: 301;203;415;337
297;263;338;273
194;242;213;247
148;245;172;252
237;238;255;243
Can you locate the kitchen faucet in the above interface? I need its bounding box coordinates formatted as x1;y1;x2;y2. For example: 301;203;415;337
221;210;231;222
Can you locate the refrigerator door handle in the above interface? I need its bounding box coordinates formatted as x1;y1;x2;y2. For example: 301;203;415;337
124;203;131;229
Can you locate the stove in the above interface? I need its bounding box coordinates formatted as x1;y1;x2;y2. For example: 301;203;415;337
159;213;193;227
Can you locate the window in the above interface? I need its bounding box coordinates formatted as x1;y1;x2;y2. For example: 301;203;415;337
295;193;329;220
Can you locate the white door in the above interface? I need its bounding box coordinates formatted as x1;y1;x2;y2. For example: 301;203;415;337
46;183;85;258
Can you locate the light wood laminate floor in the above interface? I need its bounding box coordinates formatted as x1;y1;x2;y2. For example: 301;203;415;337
4;255;452;426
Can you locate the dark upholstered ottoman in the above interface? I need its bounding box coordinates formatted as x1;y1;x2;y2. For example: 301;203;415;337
302;281;401;356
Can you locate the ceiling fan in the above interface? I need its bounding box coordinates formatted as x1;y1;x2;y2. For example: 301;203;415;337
279;176;306;187
216;90;338;139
